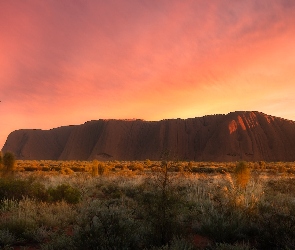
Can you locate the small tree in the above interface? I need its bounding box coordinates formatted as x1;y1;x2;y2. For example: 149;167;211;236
3;152;16;172
140;160;185;246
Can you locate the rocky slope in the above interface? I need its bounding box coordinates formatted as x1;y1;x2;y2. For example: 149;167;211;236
2;111;295;161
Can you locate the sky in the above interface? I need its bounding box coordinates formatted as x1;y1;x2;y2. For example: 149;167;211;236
1;0;295;148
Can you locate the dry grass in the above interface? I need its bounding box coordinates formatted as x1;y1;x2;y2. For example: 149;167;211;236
0;160;295;249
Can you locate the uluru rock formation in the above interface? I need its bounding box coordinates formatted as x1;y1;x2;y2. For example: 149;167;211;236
2;111;295;161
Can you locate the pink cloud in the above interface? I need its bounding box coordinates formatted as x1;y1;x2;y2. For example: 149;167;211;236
1;0;295;148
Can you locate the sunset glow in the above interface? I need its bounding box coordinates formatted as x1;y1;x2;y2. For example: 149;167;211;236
1;0;295;147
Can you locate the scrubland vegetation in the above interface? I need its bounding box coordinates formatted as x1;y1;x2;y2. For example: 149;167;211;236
0;157;295;249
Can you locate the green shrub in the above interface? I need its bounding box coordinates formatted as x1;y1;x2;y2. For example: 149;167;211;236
101;183;123;199
3;152;15;171
198;206;257;243
31;182;50;201
75;201;145;249
0;178;50;202
0;178;80;204
48;184;81;204
0;217;37;240
257;202;295;249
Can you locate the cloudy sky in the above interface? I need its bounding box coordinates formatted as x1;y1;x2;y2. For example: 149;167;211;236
1;0;295;148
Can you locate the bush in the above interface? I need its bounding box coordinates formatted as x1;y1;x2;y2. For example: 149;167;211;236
0;217;37;240
97;163;109;175
257;204;295;249
198;206;257;243
0;178;47;201
234;161;251;188
75;201;145;249
185;161;193;172
48;184;81;204
127;163;144;171
92;160;99;177
2;152;16;175
70;166;86;172
60;167;74;175
24;166;39;171
0;178;80;204
101;184;122;199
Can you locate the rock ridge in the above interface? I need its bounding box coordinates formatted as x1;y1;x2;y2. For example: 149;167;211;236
2;111;295;161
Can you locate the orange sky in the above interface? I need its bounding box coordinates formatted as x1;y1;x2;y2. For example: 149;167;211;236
1;0;295;148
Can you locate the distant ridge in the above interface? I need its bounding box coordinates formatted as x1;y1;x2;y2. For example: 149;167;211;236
2;111;295;161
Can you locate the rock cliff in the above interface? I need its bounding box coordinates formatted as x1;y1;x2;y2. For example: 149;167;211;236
2;111;295;161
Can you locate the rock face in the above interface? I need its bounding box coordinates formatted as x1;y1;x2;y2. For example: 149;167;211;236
2;111;295;161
